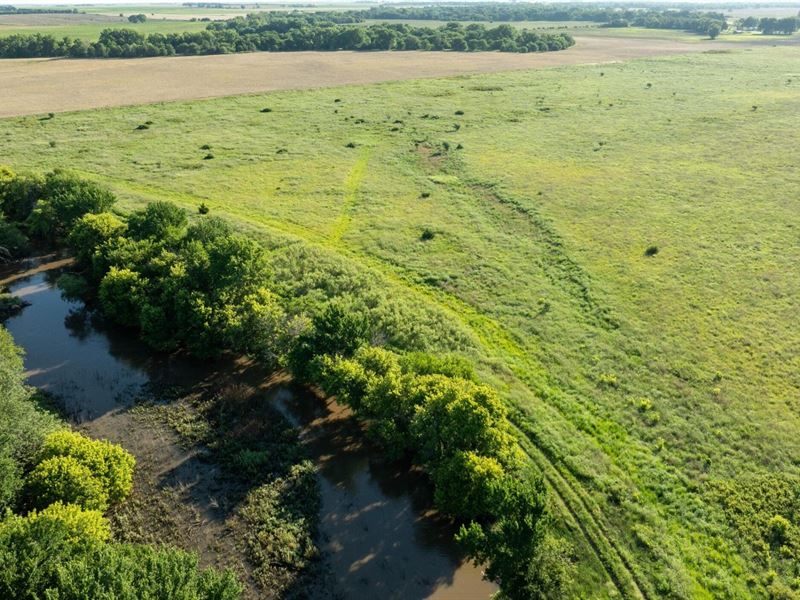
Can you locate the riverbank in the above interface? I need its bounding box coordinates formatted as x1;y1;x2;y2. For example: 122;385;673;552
2;254;496;599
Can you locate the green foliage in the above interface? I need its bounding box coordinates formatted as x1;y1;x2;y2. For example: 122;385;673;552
237;461;319;594
0;218;29;260
316;345;560;593
127;200;187;241
0;328;60;511
457;470;573;599
26;455;109;511
68;212;126;267
0;14;576;58
25;170;116;240
0;502;109;597
0;504;240;600
38;430;136;505
432;450;505;519
50;543;242;600
0;166;42;223
288;302;372;381
99;267;148;327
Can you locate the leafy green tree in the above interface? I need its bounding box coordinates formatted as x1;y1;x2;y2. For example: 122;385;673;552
288;303;372;381
126;200;187;241
68;212;126;267
99;267;148;328
38;430;135;505
457;470;572;599
409;375;520;468
432;450;505;519
707;23;721;39
26;170;116;240
25;456;109;511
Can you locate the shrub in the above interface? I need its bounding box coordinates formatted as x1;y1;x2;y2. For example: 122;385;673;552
25;171;116;241
38;430;135;505
26;455;109;511
52;543;243;600
127;201;187;241
99;267;148;328
0;219;28;260
0;168;43;222
68;212;126;267
198;203;210;215
768;515;791;545
645;245;659;256
260;107;272;113
420;228;435;241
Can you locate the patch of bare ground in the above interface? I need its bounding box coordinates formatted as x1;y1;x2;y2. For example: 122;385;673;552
0;37;722;118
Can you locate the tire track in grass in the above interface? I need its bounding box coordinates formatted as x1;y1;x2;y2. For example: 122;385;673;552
330;147;370;246
87;171;647;599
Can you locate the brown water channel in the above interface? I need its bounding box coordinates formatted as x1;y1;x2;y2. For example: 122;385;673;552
2;256;497;600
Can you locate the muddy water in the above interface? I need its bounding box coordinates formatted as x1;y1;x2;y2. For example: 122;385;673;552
2;256;497;600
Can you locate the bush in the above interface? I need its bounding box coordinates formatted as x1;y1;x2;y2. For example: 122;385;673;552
0;169;43;223
0;504;240;600
99;267;148;327
26;455;109;511
0;329;60;511
38;430;135;505
26;170;116;240
68;212;126;267
127;200;187;241
52;543;243;600
0;218;29;259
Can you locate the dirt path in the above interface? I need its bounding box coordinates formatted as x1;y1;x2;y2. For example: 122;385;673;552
0;37;722;118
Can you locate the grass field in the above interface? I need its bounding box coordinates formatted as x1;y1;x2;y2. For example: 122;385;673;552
0;18;208;40
2;44;799;598
0;37;712;118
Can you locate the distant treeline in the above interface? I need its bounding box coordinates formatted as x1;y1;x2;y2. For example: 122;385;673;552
0;15;575;58
737;15;799;34
359;4;728;34
0;6;79;14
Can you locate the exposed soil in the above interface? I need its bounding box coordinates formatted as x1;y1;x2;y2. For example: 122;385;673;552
0;36;740;118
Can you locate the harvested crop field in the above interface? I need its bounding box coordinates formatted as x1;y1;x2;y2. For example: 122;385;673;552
1;36;717;117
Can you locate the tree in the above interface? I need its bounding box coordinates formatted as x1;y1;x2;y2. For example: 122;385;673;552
127;13;147;23
99;267;148;328
707;23;721;39
288;303;371;381
456;470;573;599
25;456;109;511
68;212;126;267
126;200;187;241
25;170;116;240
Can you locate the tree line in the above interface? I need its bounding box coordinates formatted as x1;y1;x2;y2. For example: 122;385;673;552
358;3;728;34
737;15;799;34
0;13;574;58
0;166;574;598
0;5;79;14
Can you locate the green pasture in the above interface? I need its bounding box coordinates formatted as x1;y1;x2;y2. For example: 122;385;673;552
1;45;799;598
